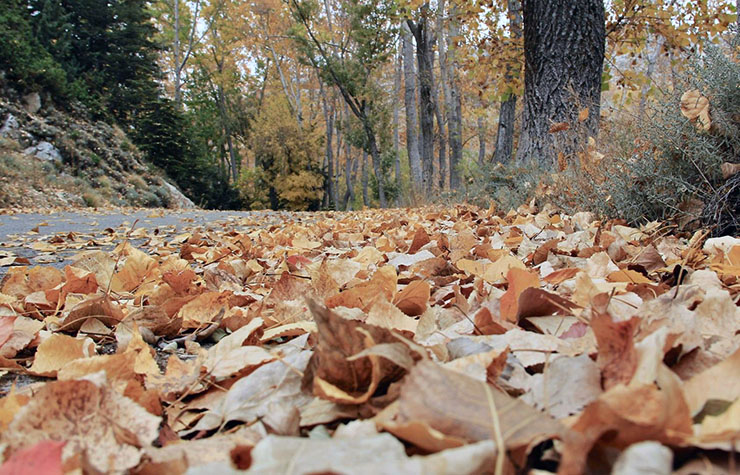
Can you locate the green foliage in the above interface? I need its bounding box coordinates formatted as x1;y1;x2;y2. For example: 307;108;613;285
239;96;323;210
0;0;70;96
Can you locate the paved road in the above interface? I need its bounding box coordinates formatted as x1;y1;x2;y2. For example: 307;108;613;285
0;209;280;278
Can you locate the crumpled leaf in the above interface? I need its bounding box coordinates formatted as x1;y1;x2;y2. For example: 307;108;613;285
1;377;160;473
28;333;95;377
305;300;409;404
680;89;711;130
185;348;312;435
387;360;580;470
202;318;272;381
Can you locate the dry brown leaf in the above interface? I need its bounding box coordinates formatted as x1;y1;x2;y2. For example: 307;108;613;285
0;387;30;431
408;227;431;254
123;305;182;337
593;310;639;389
570;364;693;450
176;291;230;329
393;280;430;316
61;294;124;332
680;89;711;130
28;333;95;377
305;300;407;404
515;287;579;320
325;265;396;312
549;122;570;133
500;268;540;322
720;162;740;179
203;318;273;381
390;360;581;470
367;299;419;334
184;347;312;435
683;347;740;416
1;377;160;473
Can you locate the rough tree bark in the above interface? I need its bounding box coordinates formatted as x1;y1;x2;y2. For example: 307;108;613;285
401;23;423;189
515;0;605;167
493;93;517;163
407;9;436;192
493;0;522;164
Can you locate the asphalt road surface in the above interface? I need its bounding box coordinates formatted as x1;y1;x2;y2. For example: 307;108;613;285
0;208;280;279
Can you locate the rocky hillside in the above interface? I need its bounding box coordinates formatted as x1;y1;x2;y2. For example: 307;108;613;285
0;90;194;210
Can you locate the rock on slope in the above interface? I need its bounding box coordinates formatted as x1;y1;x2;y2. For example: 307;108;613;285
0;92;194;209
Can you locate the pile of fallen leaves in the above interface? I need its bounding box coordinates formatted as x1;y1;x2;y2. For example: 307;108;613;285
0;203;738;474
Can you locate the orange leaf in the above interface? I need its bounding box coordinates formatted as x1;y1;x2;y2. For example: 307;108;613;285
408;227;431;254
549;122;570;133
393;280;430;317
544;268;581;285
499;268;540;322
606;269;652;284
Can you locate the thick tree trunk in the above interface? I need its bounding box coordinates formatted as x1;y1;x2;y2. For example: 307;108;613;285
493;0;522;164
516;0;605;167
401;23;423;189
408;12;436;192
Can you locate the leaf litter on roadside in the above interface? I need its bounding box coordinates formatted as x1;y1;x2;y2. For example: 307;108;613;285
0;204;739;473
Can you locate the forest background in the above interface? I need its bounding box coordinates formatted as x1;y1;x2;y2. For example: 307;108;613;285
0;0;737;221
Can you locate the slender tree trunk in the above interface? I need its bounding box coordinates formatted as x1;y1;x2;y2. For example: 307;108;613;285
333;112;342;210
343;141;355;210
174;0;181;107
361;149;369;206
477;115;487;164
516;0;605;167
393;49;402;205
320;83;337;208
436;0;449;190
493;0;522;164
365;122;387;207
408;11;436;192
445;4;463;190
638;34;664;121
402;23;423;189
494;95;517;163
216;85;238;183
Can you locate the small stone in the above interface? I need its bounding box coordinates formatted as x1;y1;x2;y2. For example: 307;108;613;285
23;141;62;162
23;92;41;114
